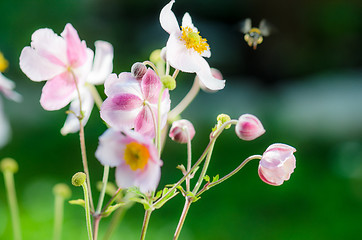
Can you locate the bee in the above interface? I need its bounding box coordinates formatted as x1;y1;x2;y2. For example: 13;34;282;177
240;18;271;50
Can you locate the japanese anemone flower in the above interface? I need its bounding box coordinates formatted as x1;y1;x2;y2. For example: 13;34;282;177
95;128;162;193
160;0;225;90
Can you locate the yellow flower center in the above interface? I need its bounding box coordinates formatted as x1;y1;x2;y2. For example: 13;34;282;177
180;26;209;54
0;52;9;73
124;142;150;171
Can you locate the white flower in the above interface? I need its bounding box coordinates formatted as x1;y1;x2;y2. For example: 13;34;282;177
159;0;225;90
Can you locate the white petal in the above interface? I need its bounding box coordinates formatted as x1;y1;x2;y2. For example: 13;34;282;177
160;0;180;34
0;99;10;148
87;41;114;85
19;47;65;82
182;12;198;32
166;34;201;73
60;88;94;135
104;73;142;98
195;57;225;90
95;129;126;167
0;73;22;102
201;47;211;58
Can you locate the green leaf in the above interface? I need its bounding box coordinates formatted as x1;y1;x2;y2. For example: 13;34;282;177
203;175;210;182
102;202;126;217
68;199;85;208
154;189;163;200
127;186;146;199
212;174;219;183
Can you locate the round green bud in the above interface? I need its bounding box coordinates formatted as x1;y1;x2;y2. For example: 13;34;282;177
150;49;163;63
161;75;176;90
71;172;86;187
0;158;19;173
217;114;231;129
53;183;72;199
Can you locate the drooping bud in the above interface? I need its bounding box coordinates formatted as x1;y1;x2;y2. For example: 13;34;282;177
258;143;296;186
217;114;231;129
169;119;195;144
53;183;72;199
131;62;147;79
0;158;18;173
150;49;163;64
235;114;265;141
71;172;86;187
161;75;176;90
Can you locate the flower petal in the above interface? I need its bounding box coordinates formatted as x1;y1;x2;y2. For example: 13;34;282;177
141;69;162;103
104;72;140;97
60;88;94;135
61;23;88;67
40;71;77;110
134;106;157;137
166;33;201;73
181;12;198;32
0;99;10;148
195;56;225;90
159;0;180;34
95;129;126;167
19;46;65;82
0;73;22;102
87;40;114;85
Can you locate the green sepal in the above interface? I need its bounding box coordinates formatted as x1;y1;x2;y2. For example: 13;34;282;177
203;175;210;182
212;174;219;183
186;192;201;203
101;202;126;217
127;186;146;199
68;199;85;208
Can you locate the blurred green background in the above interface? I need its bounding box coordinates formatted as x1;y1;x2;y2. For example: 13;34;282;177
1;0;362;239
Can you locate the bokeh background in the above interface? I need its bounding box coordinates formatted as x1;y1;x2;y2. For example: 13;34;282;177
1;0;362;239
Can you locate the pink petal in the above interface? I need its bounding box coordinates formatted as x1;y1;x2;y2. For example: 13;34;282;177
195;56;225;90
134;107;157;137
87;40;114;85
40;71;77;110
108;93;143;111
61;23;88;67
141;69;162;103
19;47;65;82
159;0;180;34
104;73;140;97
95;129;126;167
30;28;67;67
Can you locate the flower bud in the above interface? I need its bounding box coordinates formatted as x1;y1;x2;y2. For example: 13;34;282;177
235;114;265;141
258;143;296;186
161;75;176;90
169;119;195;144
53;183;72;199
217;113;231;129
131;62;147;79
150;49;163;63
0;158;18;173
71;172;86;187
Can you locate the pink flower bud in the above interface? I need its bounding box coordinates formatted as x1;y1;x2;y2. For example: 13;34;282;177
169;119;195;144
258;143;296;186
235;114;265;141
131;62;147;79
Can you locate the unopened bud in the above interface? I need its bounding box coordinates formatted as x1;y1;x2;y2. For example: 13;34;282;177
0;158;18;173
169;119;195;144
235;114;265;141
53;183;72;199
71;172;86;187
150;49;163;63
217;114;231;129
131;62;147;79
161;75;176;90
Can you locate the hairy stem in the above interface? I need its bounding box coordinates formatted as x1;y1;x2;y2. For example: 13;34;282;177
82;182;93;240
173;198;192;240
139;210;152;240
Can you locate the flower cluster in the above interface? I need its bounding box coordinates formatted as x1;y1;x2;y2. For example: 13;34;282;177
14;1;297;239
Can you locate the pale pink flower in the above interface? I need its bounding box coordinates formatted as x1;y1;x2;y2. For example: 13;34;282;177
61;41;114;135
100;68;170;138
235;114;265;141
258;143;296;186
95;129;162;193
20;23;93;110
159;0;225;90
169;119;195;143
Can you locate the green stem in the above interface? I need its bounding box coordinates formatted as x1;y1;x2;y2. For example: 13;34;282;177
143;61;159;76
139;210;152;240
101;187;122;213
196;155;262;197
156;86;165;156
53;195;64;240
86;83;103;110
102;207;127;240
96;165;110;214
3;171;22;240
185;130;192;192
173;198;192;240
82;182;93;240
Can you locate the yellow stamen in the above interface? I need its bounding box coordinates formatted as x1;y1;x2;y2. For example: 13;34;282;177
0;52;9;72
180;26;209;54
124;142;150;171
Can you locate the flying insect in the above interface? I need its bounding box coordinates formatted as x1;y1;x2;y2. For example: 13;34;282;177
240;18;271;50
